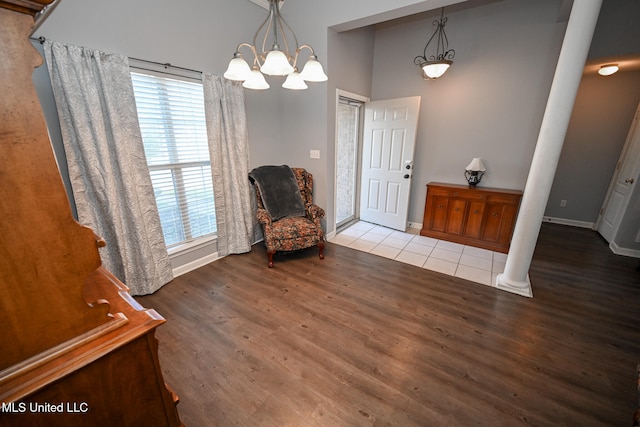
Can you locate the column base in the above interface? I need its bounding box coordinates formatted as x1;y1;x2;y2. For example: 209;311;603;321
496;273;533;298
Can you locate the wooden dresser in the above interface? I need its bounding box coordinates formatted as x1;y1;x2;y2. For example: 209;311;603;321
420;182;522;253
0;2;182;425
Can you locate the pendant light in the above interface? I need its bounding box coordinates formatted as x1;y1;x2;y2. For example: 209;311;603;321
414;8;456;80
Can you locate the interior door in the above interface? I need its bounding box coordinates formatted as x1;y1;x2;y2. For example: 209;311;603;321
359;96;420;231
597;101;640;242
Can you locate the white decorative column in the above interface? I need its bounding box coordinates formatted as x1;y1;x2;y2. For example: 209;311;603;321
496;0;603;297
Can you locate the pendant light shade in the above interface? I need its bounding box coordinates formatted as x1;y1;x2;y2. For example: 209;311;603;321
421;61;452;79
242;67;270;90
300;55;328;82
223;54;252;81
225;0;327;90
261;49;295;76
282;70;308;90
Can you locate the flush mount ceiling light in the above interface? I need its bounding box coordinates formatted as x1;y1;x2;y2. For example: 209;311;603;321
414;8;455;80
224;0;327;90
598;64;619;76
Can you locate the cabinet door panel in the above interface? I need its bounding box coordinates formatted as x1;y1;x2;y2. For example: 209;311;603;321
464;201;485;238
446;199;467;235
431;196;449;232
497;204;518;244
482;204;504;242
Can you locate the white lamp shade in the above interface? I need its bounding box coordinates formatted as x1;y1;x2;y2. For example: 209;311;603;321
224;56;252;81
282;71;308;90
598;64;619;76
422;61;451;79
260;49;294;76
300;57;328;82
242;68;270;90
465;158;486;172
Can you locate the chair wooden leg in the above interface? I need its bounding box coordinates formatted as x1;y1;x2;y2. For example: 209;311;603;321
267;249;275;268
318;241;325;260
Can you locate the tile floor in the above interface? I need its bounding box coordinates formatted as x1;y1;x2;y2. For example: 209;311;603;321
329;221;507;288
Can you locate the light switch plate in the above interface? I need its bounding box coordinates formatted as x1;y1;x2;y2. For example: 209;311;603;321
310;150;320;159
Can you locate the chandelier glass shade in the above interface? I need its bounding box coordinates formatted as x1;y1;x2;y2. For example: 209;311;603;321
282;69;308;90
243;66;270;90
414;8;455;80
224;0;327;90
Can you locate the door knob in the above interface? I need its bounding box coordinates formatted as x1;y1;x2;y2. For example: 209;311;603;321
403;174;410;179
625;178;635;184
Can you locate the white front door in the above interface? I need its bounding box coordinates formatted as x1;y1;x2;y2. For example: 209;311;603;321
597;101;640;242
359;96;420;231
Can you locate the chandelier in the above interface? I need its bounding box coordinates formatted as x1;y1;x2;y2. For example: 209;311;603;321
224;0;328;90
414;8;455;80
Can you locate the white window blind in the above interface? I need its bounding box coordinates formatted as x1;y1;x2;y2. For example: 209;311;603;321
131;71;216;249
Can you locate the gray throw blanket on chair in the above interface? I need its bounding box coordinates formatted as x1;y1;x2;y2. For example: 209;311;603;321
249;165;306;221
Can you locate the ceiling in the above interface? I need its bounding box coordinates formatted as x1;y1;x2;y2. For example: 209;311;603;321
250;0;285;10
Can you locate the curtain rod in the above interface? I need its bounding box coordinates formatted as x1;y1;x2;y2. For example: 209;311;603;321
129;57;202;75
28;37;203;75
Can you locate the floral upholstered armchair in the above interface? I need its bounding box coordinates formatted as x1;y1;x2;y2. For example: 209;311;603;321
249;166;325;268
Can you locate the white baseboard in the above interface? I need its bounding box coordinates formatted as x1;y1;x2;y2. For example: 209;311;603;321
542;216;594;229
609;241;640;258
172;251;221;278
408;221;423;231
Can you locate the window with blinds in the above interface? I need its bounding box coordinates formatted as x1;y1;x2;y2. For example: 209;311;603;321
130;71;216;249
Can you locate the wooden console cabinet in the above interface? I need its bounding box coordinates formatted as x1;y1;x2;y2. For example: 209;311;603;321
420;182;522;253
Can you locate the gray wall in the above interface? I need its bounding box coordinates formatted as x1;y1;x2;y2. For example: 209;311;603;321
546;71;640;223
33;0;640;266
587;0;640;60
34;0;463;237
34;0;282;271
326;26;376;227
31;43;76;217
368;0;566;226
35;0;287;171
263;0;468;233
545;0;640;255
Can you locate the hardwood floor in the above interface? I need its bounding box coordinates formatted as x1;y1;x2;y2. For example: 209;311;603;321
137;223;640;426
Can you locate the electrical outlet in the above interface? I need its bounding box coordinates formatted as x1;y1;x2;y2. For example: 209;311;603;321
560;199;567;207
310;150;320;159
